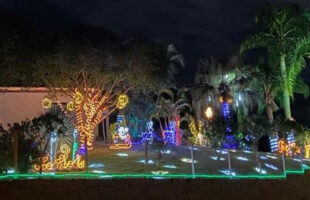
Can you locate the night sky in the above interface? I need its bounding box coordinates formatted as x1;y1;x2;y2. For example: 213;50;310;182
1;0;310;124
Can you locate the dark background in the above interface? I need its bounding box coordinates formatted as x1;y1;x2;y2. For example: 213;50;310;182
0;0;310;125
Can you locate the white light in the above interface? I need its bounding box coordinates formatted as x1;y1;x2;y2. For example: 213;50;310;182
162;165;177;169
293;158;301;162
264;163;278;170
89;163;104;168
259;156;268;160
266;155;277;159
138;159;155;164
219;170;236;176
236;156;249;161
216;150;227;154
151;171;169;175
254;167;267;174
302;164;309;168
181;158;197;163
117;153;129;157
210;156;225;161
92;170;105;174
160;150;172;154
7;168;15;174
243;150;252;154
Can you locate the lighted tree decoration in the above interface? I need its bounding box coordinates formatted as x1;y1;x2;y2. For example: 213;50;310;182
37;38;175;150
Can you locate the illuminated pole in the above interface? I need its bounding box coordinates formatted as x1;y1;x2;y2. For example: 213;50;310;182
282;152;286;173
190;144;195;178
227;150;232;176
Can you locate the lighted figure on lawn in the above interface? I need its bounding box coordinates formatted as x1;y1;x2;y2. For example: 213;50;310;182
49;131;57;162
278;132;300;157
269;135;279;153
162;120;181;145
109;115;132;149
189;120;206;146
140;121;154;144
34;144;85;171
220;95;237;149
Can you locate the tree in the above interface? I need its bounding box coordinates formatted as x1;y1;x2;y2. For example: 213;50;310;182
37;37;176;150
241;6;310;120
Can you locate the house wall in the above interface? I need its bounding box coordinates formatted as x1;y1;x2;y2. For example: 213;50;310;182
0;88;110;142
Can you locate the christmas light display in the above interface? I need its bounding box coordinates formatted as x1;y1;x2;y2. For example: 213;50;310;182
287;132;295;156
236;156;249;161
210;156;225;161
133;121;155;144
66;101;75;111
151;171;169;175
305;145;310;159
72;129;78;160
116;94;129;109
116;153;129;157
33;144;85;171
266;155;277;159
264;163;278;170
219;170;236;176
269;136;279;153
221;100;237;149
205;106;213;120
180;158;197;163
88;163;104;168
41;98;52;109
137;159;155;164
163;121;181;145
50;131;57;162
109;115;132;150
254;167;267;174
162;165;177;169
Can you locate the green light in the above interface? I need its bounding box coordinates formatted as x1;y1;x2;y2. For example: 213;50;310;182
0;166;309;181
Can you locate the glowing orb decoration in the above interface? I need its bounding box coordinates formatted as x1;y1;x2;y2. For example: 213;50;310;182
41;98;52;109
60;144;71;155
116;94;129;109
66;101;75;111
74;89;84;105
205;106;213;120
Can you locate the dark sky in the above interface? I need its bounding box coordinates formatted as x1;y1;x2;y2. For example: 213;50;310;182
1;0;310;124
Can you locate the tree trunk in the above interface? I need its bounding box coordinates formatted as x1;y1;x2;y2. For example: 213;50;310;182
266;104;274;123
280;54;292;120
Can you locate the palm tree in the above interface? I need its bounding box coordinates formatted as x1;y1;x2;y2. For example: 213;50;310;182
241;6;310;121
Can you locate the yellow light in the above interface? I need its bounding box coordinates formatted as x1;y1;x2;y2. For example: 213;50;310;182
33;144;85;171
205;107;213;120
41;98;52;109
116;94;129;109
66;101;75;111
305;145;310;159
74;89;84;105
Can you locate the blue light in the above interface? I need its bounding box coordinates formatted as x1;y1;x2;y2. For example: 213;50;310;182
264;163;278;170
162;165;177;169
259;156;268;160
137;159;155;164
117;153;129;157
210;156;225;161
219;170;236;176
88;163;104;168
254;167;267;174
236;156;249;161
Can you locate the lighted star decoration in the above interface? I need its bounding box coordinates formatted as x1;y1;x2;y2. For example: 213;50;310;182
41;98;52;109
116;94;129;109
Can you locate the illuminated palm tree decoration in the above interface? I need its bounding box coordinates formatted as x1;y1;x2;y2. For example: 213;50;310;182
241;6;310;120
